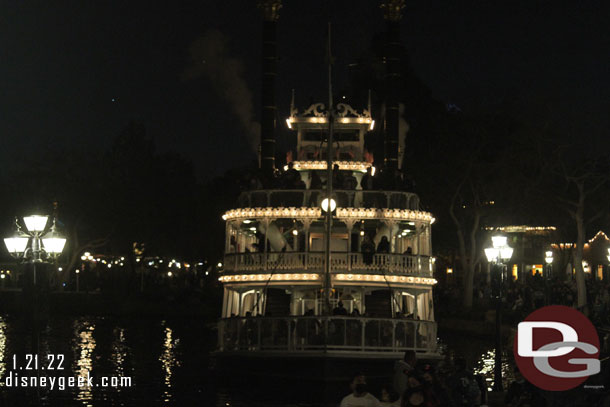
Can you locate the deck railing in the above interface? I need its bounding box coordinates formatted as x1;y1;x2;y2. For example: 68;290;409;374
236;189;419;210
225;252;431;276
218;316;437;354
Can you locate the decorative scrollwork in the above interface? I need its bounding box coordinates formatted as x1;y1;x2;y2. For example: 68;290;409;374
290;105;298;117
299;103;326;117
336;103;366;118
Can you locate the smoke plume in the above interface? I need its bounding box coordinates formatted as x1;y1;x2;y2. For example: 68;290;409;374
183;29;260;154
398;103;409;170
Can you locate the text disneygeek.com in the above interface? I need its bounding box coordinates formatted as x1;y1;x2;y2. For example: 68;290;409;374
4;371;132;391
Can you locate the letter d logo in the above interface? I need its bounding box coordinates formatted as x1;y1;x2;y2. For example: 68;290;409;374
518;321;577;357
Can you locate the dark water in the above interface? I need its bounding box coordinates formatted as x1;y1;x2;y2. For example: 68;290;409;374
0;315;501;406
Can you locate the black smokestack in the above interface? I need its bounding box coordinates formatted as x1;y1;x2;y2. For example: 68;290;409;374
381;0;405;172
258;1;282;175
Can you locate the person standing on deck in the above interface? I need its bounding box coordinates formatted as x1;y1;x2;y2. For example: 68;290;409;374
361;235;375;265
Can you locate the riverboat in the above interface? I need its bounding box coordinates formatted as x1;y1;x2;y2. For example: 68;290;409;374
213;0;438;379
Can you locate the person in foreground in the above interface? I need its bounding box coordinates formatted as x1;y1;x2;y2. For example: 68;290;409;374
340;372;381;407
394;350;417;396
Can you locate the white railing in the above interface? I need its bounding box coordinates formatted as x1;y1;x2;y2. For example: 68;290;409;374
218;316;437;354
237;189;420;210
225;252;431;276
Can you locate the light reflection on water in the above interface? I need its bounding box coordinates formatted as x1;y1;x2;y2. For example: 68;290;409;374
159;322;180;403
438;332;514;392
0;315;507;406
0;317;6;383
73;320;96;405
473;349;513;391
111;327;128;379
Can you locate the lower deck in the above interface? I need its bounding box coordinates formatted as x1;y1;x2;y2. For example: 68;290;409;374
217;315;437;356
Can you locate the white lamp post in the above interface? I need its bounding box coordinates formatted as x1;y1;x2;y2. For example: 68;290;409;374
485;234;513;393
545;250;553;304
4;215;67;285
321;193;336;316
545;251;553;266
75;269;80;292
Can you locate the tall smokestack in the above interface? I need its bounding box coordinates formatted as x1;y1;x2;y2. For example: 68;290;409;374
381;0;405;172
258;0;282;175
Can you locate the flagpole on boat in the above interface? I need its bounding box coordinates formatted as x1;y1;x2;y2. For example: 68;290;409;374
323;21;334;316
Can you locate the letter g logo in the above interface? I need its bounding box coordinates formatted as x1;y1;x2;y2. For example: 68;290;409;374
514;306;600;391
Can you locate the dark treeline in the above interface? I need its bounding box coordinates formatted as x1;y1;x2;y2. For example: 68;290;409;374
340;28;610;311
2;25;609;313
0;121;245;287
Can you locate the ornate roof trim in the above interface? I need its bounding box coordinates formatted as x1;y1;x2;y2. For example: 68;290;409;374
222;207;433;222
290;102;371;119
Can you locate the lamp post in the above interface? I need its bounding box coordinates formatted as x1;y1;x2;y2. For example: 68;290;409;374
4;215;67;286
545;250;553;305
4;214;66;404
485;234;513;392
321;197;336;316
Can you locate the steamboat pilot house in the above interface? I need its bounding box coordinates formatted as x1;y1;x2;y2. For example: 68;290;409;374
217;102;438;359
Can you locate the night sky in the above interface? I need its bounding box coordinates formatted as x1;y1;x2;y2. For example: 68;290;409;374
1;1;608;181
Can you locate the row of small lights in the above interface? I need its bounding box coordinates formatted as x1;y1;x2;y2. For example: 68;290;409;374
76;252;220;277
484;226;556;232
286;116;373;128
219;273;320;282
335;274;436;285
222;207;434;222
80;252;125;268
282;161;372;172
0;270;12;279
218;273;437;285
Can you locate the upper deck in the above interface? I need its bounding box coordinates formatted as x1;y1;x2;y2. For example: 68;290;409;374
287;102;374;162
217;100;436;325
220;102;434;292
235;188;419;211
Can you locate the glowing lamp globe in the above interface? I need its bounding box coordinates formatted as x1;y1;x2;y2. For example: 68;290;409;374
41;223;66;255
491;235;507;249
23;215;49;233
500;247;513;262
42;236;67;255
485;248;499;263
4;235;29;256
321;198;336;212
